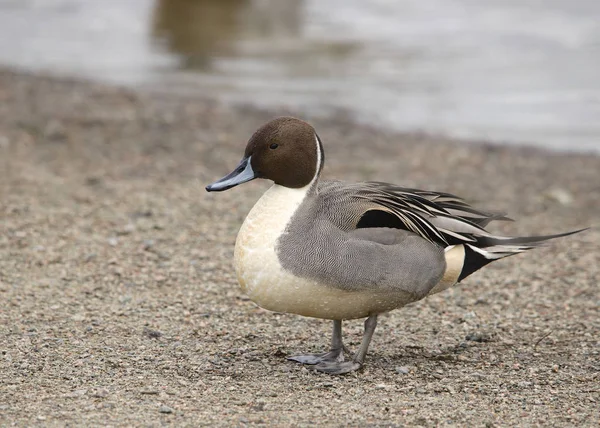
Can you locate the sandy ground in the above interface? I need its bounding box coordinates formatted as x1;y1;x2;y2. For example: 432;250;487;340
0;68;599;427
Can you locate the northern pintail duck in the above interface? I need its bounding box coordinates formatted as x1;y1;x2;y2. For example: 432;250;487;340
206;117;583;375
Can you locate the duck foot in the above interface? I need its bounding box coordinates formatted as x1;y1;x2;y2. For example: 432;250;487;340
288;320;346;365
288;315;378;376
313;360;362;375
287;348;345;365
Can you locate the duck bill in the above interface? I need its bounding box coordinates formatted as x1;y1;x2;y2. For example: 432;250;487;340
206;156;257;192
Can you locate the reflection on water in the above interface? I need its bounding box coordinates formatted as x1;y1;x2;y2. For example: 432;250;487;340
151;0;355;76
152;0;249;69
0;0;598;152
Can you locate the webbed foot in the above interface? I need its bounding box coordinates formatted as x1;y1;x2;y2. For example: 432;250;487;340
314;360;362;375
287;316;378;376
287;348;344;365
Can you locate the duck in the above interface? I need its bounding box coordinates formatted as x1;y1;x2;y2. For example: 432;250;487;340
205;117;583;375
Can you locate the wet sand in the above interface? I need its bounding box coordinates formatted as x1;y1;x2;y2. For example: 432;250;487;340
0;68;598;426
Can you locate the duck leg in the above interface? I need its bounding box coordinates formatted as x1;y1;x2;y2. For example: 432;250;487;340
288;320;346;365
314;314;378;375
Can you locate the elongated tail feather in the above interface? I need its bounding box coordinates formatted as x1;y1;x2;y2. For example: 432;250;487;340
458;228;588;282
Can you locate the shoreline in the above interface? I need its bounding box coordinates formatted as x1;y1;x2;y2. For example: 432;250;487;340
3;65;599;157
1;67;598;426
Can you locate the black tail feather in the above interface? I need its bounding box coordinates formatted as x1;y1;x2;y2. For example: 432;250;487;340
457;228;588;282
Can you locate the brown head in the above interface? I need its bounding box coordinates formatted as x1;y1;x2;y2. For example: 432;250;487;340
206;117;324;191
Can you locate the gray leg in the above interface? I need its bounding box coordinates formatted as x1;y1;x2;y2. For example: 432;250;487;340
288;320;346;365
315;314;378;375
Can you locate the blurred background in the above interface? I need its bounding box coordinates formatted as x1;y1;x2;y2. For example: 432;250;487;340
0;0;598;152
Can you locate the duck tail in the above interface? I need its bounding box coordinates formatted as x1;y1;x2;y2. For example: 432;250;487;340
457;228;588;282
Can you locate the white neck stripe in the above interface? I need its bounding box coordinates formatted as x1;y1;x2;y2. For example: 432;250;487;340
310;133;323;193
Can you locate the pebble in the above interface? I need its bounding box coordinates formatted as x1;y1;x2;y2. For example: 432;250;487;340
159;405;173;414
72;314;85;322
117;223;135;235
92;388;109;398
65;389;87;398
143;328;162;339
465;332;491;343
396;366;410;375
471;372;486;380
544;188;573;205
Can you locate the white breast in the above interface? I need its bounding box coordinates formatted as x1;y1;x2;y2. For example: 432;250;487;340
233;184;417;320
234;184;326;316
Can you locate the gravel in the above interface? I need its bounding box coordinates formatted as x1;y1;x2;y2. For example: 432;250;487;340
0;68;599;426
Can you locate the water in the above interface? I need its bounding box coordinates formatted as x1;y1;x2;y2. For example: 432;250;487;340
0;0;599;152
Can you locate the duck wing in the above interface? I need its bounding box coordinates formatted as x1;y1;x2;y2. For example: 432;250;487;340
318;180;584;282
319;180;509;246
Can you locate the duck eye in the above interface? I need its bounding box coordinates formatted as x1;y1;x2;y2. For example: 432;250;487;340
269;143;279;150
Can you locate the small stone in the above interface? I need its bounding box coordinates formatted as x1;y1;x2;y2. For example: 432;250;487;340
471;372;486;380
552;364;559;373
44;119;67;141
107;237;118;247
85;176;102;186
143;327;162;339
72;314;85;322
117;223;135;235
396;366;410;375
66;389;87;398
92;388;109;398
544;188;573;205
251;401;266;411
465;332;491;343
159;405;173;414
132;209;153;218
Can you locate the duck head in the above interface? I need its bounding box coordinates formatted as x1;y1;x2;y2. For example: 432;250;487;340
206;117;324;192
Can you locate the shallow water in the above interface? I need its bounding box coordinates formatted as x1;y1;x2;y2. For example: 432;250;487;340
0;0;599;152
